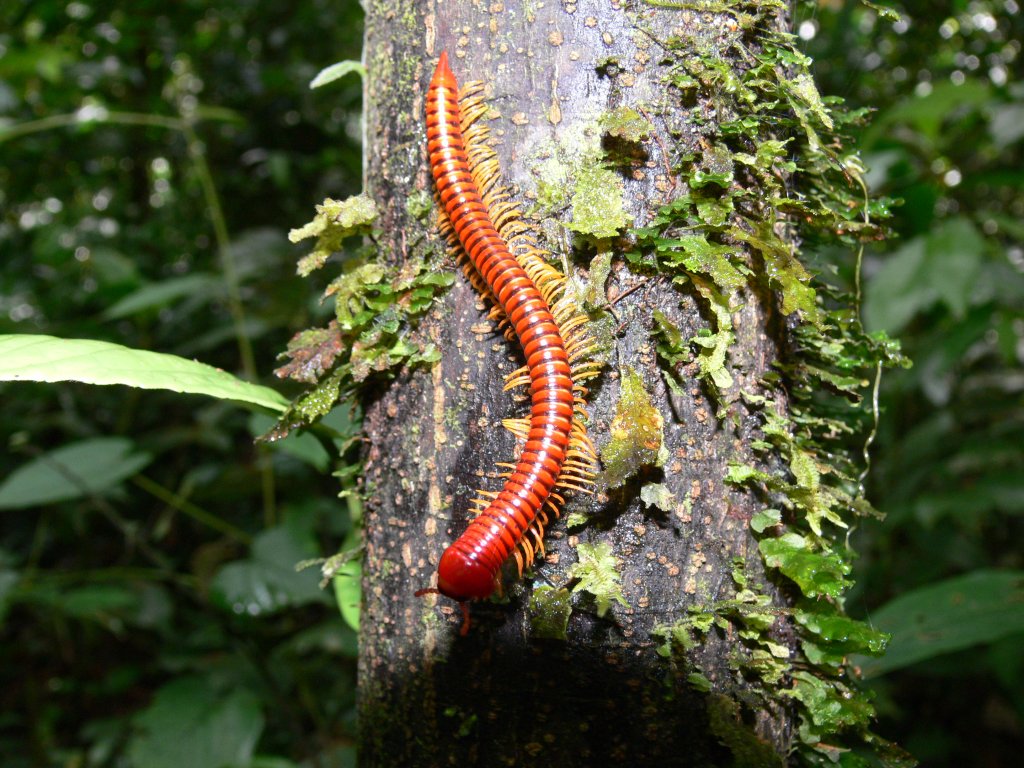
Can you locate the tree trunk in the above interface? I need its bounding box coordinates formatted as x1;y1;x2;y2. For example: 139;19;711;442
359;2;800;765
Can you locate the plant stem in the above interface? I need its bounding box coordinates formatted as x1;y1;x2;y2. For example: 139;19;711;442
0;110;186;144
133;474;253;545
180;118;277;525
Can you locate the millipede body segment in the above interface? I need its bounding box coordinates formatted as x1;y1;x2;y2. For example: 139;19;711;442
424;52;592;607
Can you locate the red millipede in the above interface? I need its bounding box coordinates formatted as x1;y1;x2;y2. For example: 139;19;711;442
418;52;580;625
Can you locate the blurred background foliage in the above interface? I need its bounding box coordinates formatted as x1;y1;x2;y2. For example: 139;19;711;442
1;1;363;766
0;1;1021;767
803;0;1024;764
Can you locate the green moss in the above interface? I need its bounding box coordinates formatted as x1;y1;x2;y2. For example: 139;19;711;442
528;122;597;215
652;309;690;396
785;671;875;745
794;605;889;668
654;610;716;655
568;541;628;618
749;508;781;534
533;152;572;212
687;672;713;693
289;194;378;276
640;481;677;512
528;586;573;640
600;366;666;488
637;227;746;289
732;222;820;323
689;275;735;394
273;194;452;437
599;105;653;143
581;249;613;310
625;2;910;763
405;189;433;222
527;119;633;242
442;706;478;739
568;166;632;239
707;693;786;768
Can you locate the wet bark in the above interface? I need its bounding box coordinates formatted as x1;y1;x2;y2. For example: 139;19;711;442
359;2;795;765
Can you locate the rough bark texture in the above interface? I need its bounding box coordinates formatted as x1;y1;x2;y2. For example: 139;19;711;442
360;2;795;765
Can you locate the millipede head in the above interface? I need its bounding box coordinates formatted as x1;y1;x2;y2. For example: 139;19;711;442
416;542;495;636
437;546;497;602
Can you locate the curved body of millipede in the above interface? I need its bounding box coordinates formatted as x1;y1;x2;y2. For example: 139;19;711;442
419;52;596;626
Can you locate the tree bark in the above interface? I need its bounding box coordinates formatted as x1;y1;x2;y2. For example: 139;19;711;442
360;2;795;765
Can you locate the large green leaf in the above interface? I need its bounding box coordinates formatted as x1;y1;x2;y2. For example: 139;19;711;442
854;570;1024;677
102;273;222;320
864;216;986;333
0;335;288;412
332;530;362;632
0;437;152;509
129;676;264;768
866;79;992;146
0;567;18;626
333;558;361;633
211;520;328;616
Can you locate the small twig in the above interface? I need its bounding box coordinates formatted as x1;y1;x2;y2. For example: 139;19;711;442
606;304;623;328
606;278;659;334
608;277;655;308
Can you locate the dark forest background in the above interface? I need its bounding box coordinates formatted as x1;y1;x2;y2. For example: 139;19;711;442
1;1;1021;766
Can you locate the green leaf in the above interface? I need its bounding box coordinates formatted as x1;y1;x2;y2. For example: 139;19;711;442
0;567;20;626
102;273;222;320
989;102;1024;149
60;584;139;617
640;482;677;513
789;447;846;535
787;72;834;132
794;606;889;659
690;276;735;391
309;60;365;89
862;237;928;333
926;217;985;318
657;234;745;289
864;217;986;332
733;222;820;323
725;464;773;486
0;335;289;412
785;670;874;739
652;309;688;366
333;532;361;632
129;676;264;768
212;520;329;616
871;79;991;145
750;508;781;533
855;0;901;20
0;437;152;509
853;570;1024;678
